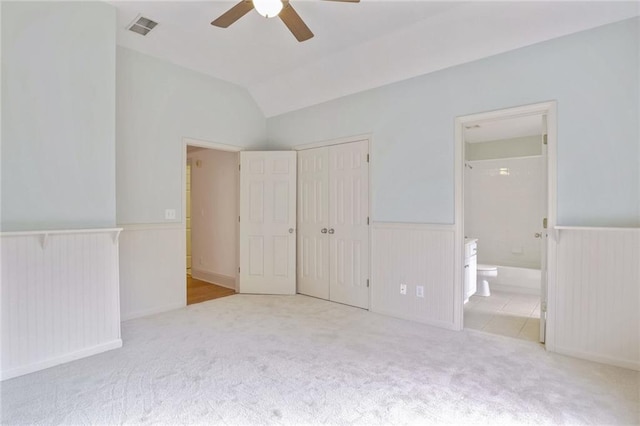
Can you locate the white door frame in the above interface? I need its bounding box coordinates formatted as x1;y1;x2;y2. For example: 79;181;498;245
294;133;373;309
181;137;243;292
453;102;557;350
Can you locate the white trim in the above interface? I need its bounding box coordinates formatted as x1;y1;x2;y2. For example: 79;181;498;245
119;223;183;231
1;227;123;249
371;221;455;232
372;308;459;331
554;225;640;232
121;302;185;322
182;137;243;153
0;339;123;381
554;346;639;372
191;269;236;290
182;137;242;296
553;225;640;242
466;154;544;163
454;101;558;346
0;227;122;237
293;133;372;151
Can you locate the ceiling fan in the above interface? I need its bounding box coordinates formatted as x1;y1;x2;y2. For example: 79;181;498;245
211;0;360;42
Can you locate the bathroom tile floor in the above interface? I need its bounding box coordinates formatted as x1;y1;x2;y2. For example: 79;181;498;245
464;290;541;342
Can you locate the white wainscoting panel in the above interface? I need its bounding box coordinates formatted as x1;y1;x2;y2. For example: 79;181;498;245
1;228;122;380
552;227;640;370
119;224;186;321
371;222;456;329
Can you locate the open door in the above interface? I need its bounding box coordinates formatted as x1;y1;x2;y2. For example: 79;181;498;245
239;151;297;294
540;116;548;343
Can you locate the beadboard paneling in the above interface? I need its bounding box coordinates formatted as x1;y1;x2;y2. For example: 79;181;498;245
119;224;186;320
553;227;640;370
1;229;122;380
371;223;456;329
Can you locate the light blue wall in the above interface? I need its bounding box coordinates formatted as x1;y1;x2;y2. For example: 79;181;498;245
1;1;116;231
116;47;266;224
267;18;640;227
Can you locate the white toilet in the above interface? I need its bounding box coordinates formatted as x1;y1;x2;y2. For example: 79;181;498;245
476;264;497;297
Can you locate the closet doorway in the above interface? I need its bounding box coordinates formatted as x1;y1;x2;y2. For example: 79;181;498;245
184;139;240;305
296;138;370;309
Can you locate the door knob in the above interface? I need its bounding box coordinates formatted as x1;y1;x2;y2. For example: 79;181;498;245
328;228;335;234
534;232;542;238
321;228;328;234
289;228;295;234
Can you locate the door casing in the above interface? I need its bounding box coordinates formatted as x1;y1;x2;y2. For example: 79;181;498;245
454;102;558;350
181;137;242;293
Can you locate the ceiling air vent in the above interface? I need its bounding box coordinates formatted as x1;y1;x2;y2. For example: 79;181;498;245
128;16;158;36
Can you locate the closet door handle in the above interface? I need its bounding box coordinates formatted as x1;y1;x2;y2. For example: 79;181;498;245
328;228;335;234
321;228;328;234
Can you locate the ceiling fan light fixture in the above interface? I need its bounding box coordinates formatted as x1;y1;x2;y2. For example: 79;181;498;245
253;0;283;18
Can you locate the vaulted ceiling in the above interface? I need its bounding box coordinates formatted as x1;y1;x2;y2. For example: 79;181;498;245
112;1;639;117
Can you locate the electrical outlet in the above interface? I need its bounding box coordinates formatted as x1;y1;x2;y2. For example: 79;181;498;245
165;209;176;220
416;285;424;298
400;283;407;295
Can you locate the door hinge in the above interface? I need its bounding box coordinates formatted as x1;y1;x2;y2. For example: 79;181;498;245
238;164;241;171
366;279;370;288
543;217;548;229
543;134;548;145
367;217;369;225
238;267;240;273
541;301;547;312
366;154;370;163
238;216;240;222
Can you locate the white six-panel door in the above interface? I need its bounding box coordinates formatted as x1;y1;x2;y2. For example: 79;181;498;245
239;151;297;295
297;140;369;309
297;148;330;299
328;141;369;309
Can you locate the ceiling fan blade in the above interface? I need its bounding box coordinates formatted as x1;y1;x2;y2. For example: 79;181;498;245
279;3;314;42
211;1;254;28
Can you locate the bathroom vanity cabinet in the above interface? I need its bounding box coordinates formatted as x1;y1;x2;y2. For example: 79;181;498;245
464;239;478;303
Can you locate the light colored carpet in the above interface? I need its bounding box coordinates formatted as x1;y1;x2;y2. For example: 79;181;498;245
2;295;638;425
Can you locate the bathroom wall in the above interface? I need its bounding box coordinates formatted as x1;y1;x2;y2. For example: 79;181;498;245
465;153;544;269
466;136;541;161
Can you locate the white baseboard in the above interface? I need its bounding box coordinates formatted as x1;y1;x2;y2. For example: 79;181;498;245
554;346;639;371
1;339;123;381
370;307;458;331
121;302;185;322
192;269;236;290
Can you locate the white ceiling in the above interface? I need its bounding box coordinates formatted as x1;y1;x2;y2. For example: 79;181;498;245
112;1;640;117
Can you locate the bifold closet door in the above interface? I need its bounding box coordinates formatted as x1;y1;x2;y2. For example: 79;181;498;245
328;141;369;309
297;148;330;299
297;140;369;309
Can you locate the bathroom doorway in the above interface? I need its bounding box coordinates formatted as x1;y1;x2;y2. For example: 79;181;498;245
183;139;240;305
455;102;557;344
